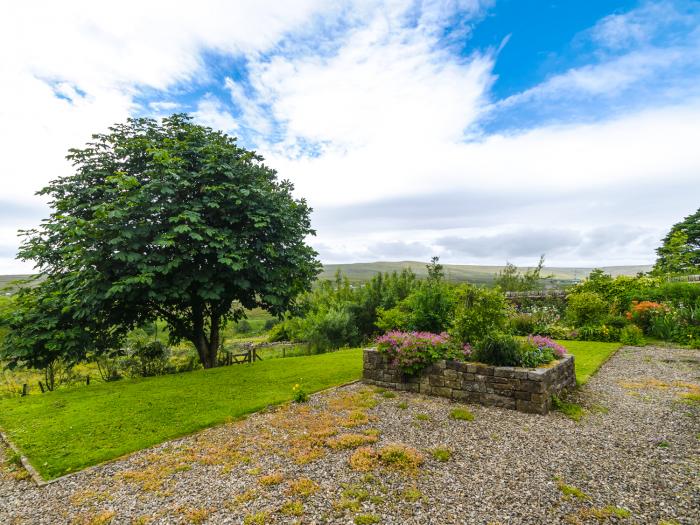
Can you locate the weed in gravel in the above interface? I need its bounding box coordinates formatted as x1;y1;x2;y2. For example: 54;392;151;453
590;404;609;414
288;477;320;498
331;389;379;410
179;507;210;524
363;428;381;437
552;395;585;421
334;497;361;512
449;407;474;421
69;489;112;507
576;505;631;520
378;444;423;472
227;489;257;509
401;486;423;502
280;500;304;516
71;510;116;525
658;520;680;525
380;390;396;399
342;409;371;428
342;482;370;501
258;471;284;486
349;447;379;471
355;514;381;524
243;511;270;525
556;479;590;500
415;413;430;421
431;447;451;462
327;433;378;450
656;439;670;448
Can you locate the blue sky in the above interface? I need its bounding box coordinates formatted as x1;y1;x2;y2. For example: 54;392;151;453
1;0;699;272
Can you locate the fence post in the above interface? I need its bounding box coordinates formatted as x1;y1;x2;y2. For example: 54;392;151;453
21;383;28;397
38;381;45;394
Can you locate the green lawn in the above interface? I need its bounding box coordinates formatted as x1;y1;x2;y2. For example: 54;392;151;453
0;340;621;480
0;348;362;479
557;340;622;385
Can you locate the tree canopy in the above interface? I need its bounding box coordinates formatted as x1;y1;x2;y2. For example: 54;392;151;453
18;114;320;368
654;207;700;275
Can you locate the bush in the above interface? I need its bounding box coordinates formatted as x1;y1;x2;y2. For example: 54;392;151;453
124;340;171;377
263;318;279;331
473;332;521;366
566;291;609;327
235;319;252;334
375;331;456;375
451;285;510;345
304;304;360;351
619;325;645;346
626;301;668;333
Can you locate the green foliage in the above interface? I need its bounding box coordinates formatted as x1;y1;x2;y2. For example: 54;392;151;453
619;325;645;346
450;284;510;345
376;258;455;334
565;291;610;327
18;114;319;368
431;447;451;461
575;324;620;342
1;280;124;390
473;332;521;366
518;340;556;368
235;319;252;334
654;207;700;274
123;340;171;377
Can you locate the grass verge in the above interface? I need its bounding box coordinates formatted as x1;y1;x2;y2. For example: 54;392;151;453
0;348;362;479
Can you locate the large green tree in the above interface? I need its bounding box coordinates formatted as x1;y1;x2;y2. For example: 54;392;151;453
654;207;700;275
19;115;320;368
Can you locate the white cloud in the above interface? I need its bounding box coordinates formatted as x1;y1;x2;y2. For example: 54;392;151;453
193;94;238;132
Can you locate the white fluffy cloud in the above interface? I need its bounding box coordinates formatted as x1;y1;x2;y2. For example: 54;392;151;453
1;0;698;272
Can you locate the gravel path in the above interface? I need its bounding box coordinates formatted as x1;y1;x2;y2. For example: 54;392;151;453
1;345;698;524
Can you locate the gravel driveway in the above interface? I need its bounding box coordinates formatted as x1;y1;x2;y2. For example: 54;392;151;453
1;345;698;524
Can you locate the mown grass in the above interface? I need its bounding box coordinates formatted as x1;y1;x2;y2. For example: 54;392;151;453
555;340;622;385
0;348;362;479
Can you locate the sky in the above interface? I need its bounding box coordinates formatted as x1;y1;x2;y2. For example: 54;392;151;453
1;0;699;273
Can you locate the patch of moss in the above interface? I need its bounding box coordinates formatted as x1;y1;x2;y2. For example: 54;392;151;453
280;500;304;517
243;511;270;525
288;477;320;498
401;486;422;502
431;447;451;462
354;514;380;524
557;480;589;501
397;402;408;409
415;413;430;421
449;408;474;421
551;395;585;422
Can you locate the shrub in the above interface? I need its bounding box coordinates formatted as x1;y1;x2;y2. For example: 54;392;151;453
235;319;252;333
124;340;171;377
375;331;454;375
263;318;279;331
292;383;309;403
619;325;645;346
566;291;609;327
451;285;510;344
473;332;521;366
626;301;667;331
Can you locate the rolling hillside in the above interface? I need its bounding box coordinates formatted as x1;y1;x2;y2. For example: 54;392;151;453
319;261;653;285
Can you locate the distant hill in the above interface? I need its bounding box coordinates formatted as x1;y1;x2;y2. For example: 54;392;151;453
0;262;653;294
319;261;653;285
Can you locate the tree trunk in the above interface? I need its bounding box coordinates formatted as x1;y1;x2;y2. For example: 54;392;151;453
191;312;222;369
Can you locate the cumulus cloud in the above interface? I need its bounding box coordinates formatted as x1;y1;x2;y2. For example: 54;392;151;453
1;0;699;273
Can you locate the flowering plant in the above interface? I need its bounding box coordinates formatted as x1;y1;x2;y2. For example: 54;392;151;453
375;331;454;375
526;335;567;358
626;301;668;332
292;382;308;403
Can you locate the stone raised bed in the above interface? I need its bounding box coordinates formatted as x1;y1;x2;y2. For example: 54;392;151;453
362;348;576;414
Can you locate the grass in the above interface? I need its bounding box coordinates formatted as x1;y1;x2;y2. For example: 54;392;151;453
555;340;622;385
551;395;585;422
0;348;362;479
449;407;475;421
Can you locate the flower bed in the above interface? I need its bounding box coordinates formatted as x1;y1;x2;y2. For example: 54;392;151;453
363;348;575;414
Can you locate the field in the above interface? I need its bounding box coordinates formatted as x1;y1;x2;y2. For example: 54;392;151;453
0;341;619;480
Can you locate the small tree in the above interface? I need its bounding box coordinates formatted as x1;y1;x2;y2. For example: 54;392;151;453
18;115;320;368
654;207;700;275
1;279;122;390
494;255;551;291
